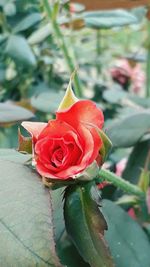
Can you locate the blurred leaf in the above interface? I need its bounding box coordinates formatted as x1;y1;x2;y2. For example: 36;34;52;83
0;103;34;125
0;155;63;266
28;23;52;45
14;13;41;33
5;35;36;67
103;200;150;267
31;91;64;114
64;182;115;267
123;140;150;184
128;95;150;109
103;87;127;104
83;10;138;29
107;111;150;147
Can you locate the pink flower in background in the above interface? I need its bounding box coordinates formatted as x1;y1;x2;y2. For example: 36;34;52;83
115;158;127;177
128;208;136;220
146;188;150;214
111;59;145;94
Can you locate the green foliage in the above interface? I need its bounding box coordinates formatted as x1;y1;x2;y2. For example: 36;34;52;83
123;140;150;184
0;154;62;267
0;103;34;125
64;182;115;267
83;10;138;29
107;112;150;147
103;200;150;267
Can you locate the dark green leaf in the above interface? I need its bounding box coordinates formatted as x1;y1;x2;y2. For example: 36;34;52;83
64;183;115;267
107;111;150;147
51;188;90;267
0;154;63;267
83;10;138;29
5;35;36;67
0;103;34;125
102;200;150;267
123;140;150;184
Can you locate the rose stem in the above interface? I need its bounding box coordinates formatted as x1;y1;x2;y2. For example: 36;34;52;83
43;0;82;98
97;169;145;198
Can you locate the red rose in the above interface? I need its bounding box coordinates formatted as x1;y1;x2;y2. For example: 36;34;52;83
22;100;104;180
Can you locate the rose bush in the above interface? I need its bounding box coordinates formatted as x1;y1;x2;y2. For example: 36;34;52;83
22;98;104;180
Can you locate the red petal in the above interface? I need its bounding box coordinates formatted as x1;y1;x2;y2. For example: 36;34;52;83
56;100;104;129
38;120;76;140
21;121;47;142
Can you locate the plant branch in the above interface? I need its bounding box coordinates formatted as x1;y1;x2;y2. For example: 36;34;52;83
43;0;82;97
98;169;145;198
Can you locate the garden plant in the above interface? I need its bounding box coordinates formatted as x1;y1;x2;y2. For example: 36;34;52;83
0;1;150;267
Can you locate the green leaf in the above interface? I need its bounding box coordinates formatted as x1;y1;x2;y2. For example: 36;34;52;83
128;95;150;109
14;13;41;33
51;188;90;267
5;35;36;67
103;87;127;104
28;23;52;45
83;10;138;29
123;140;150;184
0;103;34;126
64;182;115;267
0;153;63;267
0;148;31;163
102;200;150;267
31;91;64;114
107;111;150;147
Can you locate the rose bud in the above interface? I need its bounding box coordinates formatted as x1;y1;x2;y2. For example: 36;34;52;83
22;75;111;181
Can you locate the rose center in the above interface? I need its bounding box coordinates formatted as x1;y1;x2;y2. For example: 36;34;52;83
51;147;64;167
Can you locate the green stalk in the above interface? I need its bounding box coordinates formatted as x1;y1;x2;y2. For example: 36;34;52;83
146;20;150;98
96;29;101;75
43;0;82;98
98;169;145;198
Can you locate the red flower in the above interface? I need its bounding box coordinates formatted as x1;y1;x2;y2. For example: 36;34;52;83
22;100;104;180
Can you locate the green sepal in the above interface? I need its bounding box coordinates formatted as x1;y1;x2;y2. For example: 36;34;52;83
138;169;150;193
17;127;32;154
98;130;112;163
